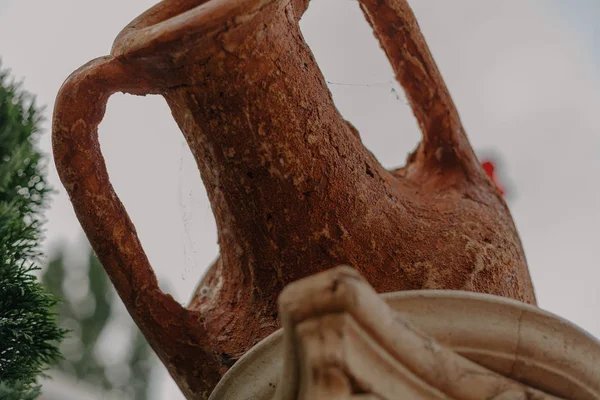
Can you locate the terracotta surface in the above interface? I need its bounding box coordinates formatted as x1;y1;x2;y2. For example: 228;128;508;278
53;0;536;397
211;267;600;400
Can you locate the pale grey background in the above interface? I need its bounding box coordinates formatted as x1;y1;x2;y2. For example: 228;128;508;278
1;1;599;398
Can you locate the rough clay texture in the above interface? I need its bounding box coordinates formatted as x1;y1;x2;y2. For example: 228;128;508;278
52;0;536;398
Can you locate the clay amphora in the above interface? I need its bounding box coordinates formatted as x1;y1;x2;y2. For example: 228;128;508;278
53;0;536;397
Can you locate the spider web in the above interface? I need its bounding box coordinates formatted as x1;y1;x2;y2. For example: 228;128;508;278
175;79;410;285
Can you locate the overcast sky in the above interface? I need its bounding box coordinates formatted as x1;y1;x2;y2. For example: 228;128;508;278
1;1;599;399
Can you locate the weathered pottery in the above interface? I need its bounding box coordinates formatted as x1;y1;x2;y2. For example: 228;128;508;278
53;0;546;397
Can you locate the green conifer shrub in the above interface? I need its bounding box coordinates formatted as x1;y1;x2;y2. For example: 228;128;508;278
0;64;65;396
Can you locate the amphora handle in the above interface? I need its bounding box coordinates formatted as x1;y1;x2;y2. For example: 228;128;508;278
52;56;221;397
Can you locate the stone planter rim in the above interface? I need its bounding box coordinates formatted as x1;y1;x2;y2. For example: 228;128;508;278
210;289;600;400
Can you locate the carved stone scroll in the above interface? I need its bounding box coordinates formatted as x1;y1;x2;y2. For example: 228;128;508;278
276;266;560;400
210;266;600;400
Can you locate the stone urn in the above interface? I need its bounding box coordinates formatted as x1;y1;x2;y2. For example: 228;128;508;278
210;267;600;399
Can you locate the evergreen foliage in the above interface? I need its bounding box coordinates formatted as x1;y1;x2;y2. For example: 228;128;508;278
43;249;154;399
0;381;41;400
0;64;65;394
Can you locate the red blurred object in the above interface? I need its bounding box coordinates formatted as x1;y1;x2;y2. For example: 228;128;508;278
481;160;505;196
